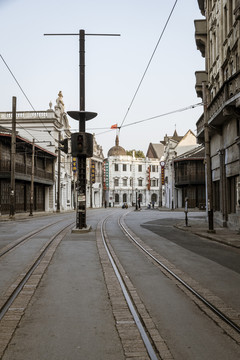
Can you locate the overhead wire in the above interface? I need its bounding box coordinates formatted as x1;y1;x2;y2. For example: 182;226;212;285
119;0;179;129
0;54;58;144
95;102;203;136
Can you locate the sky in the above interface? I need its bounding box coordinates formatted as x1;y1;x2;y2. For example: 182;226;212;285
0;0;205;157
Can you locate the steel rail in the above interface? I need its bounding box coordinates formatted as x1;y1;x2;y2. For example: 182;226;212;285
0;219;67;258
119;214;240;335
101;217;159;360
0;221;74;321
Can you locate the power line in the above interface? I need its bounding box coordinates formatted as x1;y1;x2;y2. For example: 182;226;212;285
95;102;203;136
0;54;57;144
122;103;202;128
119;0;179;129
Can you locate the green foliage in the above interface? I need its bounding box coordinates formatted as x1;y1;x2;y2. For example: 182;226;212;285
126;150;145;158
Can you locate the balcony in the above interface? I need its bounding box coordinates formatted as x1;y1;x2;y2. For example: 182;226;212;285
194;19;207;57
174;161;205;187
175;172;205;187
0;160;54;185
195;71;208;98
196;70;240;141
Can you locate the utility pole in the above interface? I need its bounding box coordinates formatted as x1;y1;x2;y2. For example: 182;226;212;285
44;29;120;231
10;96;16;218
29;139;35;216
202;82;215;232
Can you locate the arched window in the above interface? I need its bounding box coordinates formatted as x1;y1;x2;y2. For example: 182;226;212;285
123;193;127;202
115;193;119;203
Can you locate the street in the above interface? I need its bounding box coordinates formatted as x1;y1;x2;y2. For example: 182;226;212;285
0;208;239;359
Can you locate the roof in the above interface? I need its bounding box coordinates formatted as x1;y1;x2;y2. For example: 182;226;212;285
108;135;126;157
160;130;183;145
146;143;164;159
174;144;205;162
0;133;57;157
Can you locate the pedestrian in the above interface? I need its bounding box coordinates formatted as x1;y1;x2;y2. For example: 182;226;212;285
152;201;155;209
138;196;141;210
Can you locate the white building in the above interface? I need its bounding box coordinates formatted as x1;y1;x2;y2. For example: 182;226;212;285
0;92;105;213
104;136;163;208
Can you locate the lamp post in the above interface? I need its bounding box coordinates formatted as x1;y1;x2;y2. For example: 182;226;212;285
45;29;120;231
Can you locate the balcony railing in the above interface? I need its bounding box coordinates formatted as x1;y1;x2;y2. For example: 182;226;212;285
0;160;54;181
196;70;240;140
175;172;205;186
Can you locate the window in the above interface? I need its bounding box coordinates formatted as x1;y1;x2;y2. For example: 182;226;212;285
123;178;127;186
138;179;143;186
151;179;158;187
123;164;127;171
237;118;240;137
114;164;119;171
229;0;233;30
123;193;127;202
227;176;237;214
138;165;142;172
213;180;220;211
114;178;119;186
224;5;227;39
151;165;158;172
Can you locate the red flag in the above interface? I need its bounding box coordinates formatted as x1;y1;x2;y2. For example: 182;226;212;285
111;124;118;129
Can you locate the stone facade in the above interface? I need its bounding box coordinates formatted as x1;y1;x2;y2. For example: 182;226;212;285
195;0;240;229
0;93;105;214
161;130;201;209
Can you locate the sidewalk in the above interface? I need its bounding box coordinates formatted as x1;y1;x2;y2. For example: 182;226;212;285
175;217;240;249
0;210;74;221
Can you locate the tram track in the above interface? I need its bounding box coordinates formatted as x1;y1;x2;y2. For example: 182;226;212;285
118;212;240;344
0;219;65;258
0;220;74;359
98;213;173;360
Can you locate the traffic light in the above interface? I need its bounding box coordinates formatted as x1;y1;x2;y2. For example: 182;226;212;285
77;134;84;153
71;132;93;157
59;138;68;153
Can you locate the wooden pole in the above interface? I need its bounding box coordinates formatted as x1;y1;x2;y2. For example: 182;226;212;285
9;96;16;218
29;139;35;216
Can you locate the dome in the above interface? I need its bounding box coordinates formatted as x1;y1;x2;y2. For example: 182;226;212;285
107;135;126;157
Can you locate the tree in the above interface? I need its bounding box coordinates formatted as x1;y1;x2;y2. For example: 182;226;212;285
126;149;145;158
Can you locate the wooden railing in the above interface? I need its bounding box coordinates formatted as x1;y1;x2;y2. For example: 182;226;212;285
0;160;54;181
